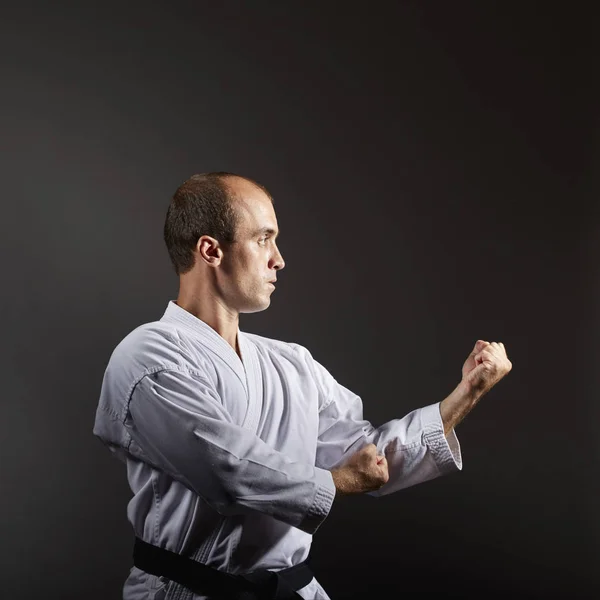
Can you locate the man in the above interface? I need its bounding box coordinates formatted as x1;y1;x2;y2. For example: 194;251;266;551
93;172;512;600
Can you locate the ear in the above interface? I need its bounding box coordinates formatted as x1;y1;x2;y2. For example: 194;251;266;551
196;235;223;266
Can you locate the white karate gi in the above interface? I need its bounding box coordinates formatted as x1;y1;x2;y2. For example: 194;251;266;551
93;301;462;600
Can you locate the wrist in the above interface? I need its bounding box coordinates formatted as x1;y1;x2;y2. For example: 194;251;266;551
456;378;480;402
440;381;482;434
330;468;350;496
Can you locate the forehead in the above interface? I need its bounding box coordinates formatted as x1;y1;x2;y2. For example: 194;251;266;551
227;177;278;234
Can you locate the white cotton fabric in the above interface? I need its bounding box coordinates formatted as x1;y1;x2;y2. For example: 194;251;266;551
93;301;462;599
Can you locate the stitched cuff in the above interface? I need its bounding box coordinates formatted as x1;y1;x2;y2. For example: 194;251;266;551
299;468;336;535
421;402;463;474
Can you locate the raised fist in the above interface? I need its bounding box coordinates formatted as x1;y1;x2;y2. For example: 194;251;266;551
461;340;512;395
330;443;389;496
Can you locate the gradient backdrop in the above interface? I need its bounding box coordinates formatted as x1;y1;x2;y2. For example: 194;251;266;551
1;3;598;599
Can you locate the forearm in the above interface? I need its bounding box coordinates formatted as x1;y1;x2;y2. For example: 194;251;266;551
128;373;336;534
439;380;483;435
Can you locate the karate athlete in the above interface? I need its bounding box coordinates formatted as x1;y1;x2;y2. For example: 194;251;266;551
94;172;512;600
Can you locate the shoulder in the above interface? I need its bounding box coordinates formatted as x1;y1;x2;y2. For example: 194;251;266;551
106;320;203;381
114;321;181;360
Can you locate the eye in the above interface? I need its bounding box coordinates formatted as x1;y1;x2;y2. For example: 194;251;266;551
258;236;269;246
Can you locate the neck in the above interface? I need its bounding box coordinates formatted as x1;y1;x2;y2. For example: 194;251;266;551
175;285;240;355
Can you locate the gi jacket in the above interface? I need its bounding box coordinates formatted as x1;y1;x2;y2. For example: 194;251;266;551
94;301;462;599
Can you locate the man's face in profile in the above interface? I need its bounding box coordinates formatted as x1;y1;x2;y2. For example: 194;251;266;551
218;177;285;314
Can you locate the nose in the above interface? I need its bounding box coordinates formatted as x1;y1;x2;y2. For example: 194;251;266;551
271;246;285;271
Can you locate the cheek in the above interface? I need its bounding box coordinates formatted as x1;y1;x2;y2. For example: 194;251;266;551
247;247;267;270
235;252;263;287
233;246;266;280
234;247;257;270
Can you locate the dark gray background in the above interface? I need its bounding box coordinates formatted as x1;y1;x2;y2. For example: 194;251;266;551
1;2;598;598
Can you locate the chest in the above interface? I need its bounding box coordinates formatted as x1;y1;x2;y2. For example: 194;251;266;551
200;345;321;460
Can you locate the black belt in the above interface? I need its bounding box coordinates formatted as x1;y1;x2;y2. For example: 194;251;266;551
133;537;314;600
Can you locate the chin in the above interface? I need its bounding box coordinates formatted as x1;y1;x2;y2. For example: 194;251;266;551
240;297;271;314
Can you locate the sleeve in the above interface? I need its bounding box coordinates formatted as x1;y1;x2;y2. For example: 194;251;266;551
310;357;462;496
126;367;335;534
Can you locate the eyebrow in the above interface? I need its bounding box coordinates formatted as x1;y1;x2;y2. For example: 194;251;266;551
254;227;280;238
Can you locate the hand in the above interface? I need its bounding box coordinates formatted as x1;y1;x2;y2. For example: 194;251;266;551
330;443;389;496
461;340;512;396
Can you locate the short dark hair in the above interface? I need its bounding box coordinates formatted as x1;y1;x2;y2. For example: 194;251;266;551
164;172;272;275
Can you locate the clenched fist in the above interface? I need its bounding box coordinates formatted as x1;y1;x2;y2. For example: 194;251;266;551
461;340;512;395
330;443;389;496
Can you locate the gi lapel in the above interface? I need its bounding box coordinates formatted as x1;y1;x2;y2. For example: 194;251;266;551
163;302;261;434
237;332;262;434
163;301;248;397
